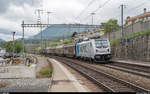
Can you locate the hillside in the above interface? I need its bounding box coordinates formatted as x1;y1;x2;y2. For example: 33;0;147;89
0;39;6;47
32;24;98;40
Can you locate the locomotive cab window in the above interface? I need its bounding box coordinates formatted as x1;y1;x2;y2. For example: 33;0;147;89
95;40;109;48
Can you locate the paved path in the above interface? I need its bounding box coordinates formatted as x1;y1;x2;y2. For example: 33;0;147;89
0;56;51;92
0;78;50;92
112;58;150;66
48;58;88;92
0;65;36;79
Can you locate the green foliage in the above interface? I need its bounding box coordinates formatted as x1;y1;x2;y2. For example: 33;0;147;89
63;39;73;44
49;43;58;47
41;69;53;76
49;39;73;47
25;54;30;58
110;39;121;46
110;30;150;46
2;41;26;53
104;19;120;34
126;30;150;39
27;64;32;67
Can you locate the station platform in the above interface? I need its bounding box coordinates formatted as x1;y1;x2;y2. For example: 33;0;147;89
48;58;89;92
112;58;150;67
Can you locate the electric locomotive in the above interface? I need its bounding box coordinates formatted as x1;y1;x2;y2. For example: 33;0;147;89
76;38;111;62
41;38;111;63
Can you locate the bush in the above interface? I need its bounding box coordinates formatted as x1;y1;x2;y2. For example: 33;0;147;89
110;39;121;46
50;43;58;47
63;39;73;44
41;69;53;76
27;64;32;67
110;30;150;46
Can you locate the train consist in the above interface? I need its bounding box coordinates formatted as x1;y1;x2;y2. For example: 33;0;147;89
41;38;112;63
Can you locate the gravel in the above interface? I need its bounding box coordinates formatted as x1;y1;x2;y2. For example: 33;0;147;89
62;58;150;90
89;64;150;90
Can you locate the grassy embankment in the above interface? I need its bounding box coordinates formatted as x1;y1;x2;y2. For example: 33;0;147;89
49;39;73;47
110;30;150;46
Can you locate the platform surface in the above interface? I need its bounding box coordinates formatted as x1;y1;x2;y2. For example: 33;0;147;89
48;58;88;92
112;58;150;67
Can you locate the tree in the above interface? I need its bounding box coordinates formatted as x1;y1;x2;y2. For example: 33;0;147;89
104;19;120;34
2;41;26;53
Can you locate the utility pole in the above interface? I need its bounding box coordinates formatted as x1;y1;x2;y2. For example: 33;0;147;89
35;9;44;49
35;9;44;24
22;21;25;59
91;12;95;25
120;4;126;39
12;32;15;60
46;11;52;49
120;4;127;57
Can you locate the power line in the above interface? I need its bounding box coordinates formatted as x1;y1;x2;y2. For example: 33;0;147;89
80;0;111;24
80;15;91;24
124;1;147;14
96;0;147;24
75;0;96;19
92;0;111;13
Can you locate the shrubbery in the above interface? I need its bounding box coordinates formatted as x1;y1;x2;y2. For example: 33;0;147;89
110;30;150;46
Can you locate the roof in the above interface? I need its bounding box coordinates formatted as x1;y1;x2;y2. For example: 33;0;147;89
126;12;150;23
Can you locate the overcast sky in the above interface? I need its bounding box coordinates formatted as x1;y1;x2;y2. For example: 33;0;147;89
0;0;149;41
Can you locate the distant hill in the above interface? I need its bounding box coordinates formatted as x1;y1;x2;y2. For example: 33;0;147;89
0;38;5;42
32;24;99;40
0;39;6;47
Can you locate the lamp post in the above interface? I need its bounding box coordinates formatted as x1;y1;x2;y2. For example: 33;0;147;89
47;11;52;24
91;12;95;25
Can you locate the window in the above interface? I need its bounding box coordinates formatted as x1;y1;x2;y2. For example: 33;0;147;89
95;40;109;48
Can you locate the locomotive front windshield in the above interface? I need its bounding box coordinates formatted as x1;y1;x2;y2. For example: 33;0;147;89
95;40;109;48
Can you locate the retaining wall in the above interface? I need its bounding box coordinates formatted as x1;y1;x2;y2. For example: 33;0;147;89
111;34;150;62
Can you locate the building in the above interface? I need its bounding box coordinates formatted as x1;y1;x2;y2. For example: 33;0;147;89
74;25;105;42
125;8;150;26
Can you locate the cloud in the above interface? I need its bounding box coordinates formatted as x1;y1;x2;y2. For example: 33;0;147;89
0;0;41;14
0;33;22;41
0;0;150;41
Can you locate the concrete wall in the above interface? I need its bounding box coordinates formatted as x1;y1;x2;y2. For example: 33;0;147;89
100;19;150;61
0;65;36;78
111;34;150;62
101;20;150;41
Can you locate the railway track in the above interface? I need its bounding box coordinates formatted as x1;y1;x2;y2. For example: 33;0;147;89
71;57;150;79
102;64;150;79
53;56;150;92
110;61;150;73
